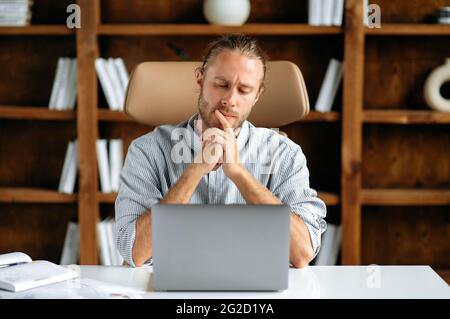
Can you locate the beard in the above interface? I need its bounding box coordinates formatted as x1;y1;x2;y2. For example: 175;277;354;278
197;89;250;131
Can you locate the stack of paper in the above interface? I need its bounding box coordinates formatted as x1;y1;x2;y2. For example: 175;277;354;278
49;58;77;111
96;139;123;193
308;0;344;26
58;140;78;194
0;0;33;26
95;58;129;111
97;218;123;266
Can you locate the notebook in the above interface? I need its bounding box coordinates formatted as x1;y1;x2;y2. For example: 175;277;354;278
0;252;79;292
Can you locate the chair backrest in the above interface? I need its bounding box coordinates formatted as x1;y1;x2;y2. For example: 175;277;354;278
124;61;309;128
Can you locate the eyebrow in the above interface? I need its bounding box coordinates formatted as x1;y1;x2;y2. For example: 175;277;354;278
214;76;254;89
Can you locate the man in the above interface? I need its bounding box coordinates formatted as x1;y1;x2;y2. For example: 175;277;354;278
115;34;327;268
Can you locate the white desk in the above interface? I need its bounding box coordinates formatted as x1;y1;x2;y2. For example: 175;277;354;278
77;265;449;299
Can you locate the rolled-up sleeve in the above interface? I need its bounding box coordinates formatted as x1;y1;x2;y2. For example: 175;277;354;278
115;140;162;267
270;147;327;258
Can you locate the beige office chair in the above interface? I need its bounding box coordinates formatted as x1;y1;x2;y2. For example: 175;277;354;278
124;61;310;128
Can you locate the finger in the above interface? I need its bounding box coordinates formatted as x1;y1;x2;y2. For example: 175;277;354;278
215;110;231;129
203;142;223;164
202;128;226;143
202;134;226;148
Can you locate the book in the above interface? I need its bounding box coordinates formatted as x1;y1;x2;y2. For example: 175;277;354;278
314;58;343;112
308;0;321;26
49;58;77;110
66;59;78;110
321;0;333;26
97;218;123;266
96;139;112;193
0;252;79;292
332;0;344;26
60;221;79;265
49;57;65;110
95;57;129;111
97;220;111;266
113;58;130;94
58;140;78;194
95;58;119;111
109;139;123;192
106;58;125;111
308;0;344;27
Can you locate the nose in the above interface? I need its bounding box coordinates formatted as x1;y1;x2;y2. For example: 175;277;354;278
221;87;239;109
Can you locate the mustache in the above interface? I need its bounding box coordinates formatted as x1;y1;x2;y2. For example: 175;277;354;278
213;108;239;117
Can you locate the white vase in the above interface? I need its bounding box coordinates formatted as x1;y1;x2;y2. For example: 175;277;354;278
424;58;450;112
203;0;251;26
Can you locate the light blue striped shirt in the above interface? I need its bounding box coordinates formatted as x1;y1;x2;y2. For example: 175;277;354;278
115;113;327;267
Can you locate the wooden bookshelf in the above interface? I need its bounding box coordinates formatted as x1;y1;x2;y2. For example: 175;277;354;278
1;0;448;274
343;0;450;278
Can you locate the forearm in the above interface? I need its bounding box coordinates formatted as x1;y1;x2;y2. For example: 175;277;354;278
132;164;204;266
160;164;204;204
228;164;281;204
228;165;314;268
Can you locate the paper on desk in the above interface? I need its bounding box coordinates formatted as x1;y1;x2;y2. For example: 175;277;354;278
0;277;147;299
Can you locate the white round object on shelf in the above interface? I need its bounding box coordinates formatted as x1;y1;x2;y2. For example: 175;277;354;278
203;0;251;26
424;58;450;112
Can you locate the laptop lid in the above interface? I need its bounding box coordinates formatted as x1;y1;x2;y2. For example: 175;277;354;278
152;204;290;291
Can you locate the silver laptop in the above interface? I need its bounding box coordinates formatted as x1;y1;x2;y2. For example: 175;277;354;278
152;204;290;291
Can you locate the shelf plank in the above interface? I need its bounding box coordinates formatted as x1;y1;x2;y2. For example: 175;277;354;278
317;192;340;206
301;111;340;122
0;188;77;203
362;189;450;206
98;109;134;122
363;110;450;124
0;106;76;120
98;191;340;206
97;24;343;36
0;25;74;35
366;24;450;36
97;110;340;123
97;192;117;203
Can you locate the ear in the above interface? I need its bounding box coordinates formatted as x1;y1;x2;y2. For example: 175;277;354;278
195;68;203;89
